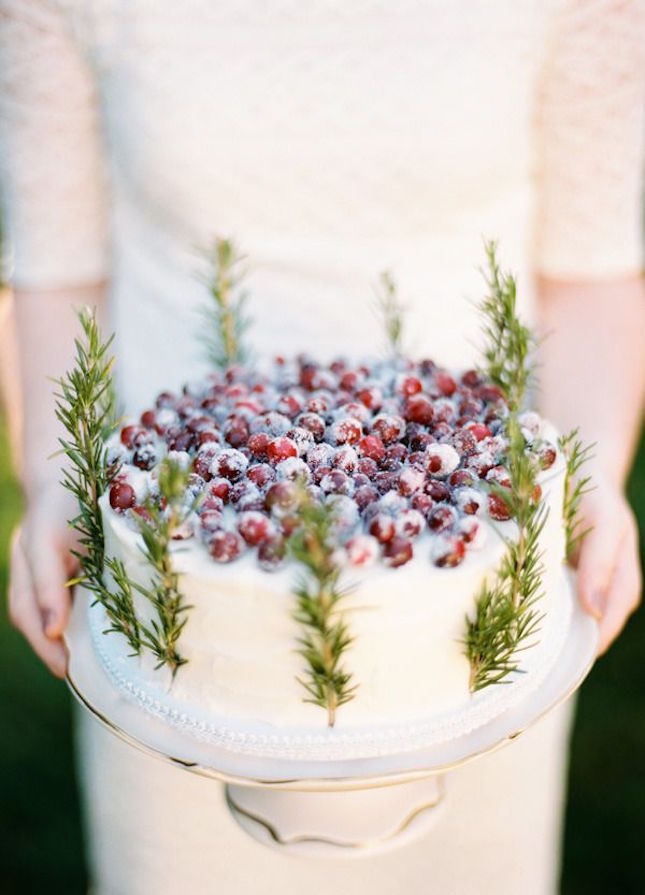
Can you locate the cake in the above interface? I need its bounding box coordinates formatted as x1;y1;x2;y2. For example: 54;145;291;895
88;353;573;758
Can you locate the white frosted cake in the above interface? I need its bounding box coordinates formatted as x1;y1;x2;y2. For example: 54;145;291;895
88;355;572;758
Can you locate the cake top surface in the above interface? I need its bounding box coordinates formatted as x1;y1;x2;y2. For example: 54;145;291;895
105;354;559;574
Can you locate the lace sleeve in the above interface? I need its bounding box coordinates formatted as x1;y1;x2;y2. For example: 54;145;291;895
0;0;108;289
533;0;644;279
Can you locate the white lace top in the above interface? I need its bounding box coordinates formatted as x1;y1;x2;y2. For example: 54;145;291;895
1;1;643;411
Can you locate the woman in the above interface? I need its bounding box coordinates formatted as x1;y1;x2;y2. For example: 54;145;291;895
2;1;643;892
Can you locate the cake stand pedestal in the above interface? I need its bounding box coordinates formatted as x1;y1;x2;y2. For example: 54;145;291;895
65;577;598;856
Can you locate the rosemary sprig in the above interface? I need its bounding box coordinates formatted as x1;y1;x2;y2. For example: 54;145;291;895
198;236;251;369
558;428;594;563
289;484;357;726
464;243;547;692
374;270;405;357
55;308;141;653
130;458;196;675
478;239;535;412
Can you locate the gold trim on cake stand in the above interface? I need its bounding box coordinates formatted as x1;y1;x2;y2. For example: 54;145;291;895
64;575;598;854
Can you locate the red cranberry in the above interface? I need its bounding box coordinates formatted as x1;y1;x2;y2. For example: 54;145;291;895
449;469;475;487
132;443;158;471
427;505;457;532
257;536;287;571
224;417;250;448
478;384;506;403
120;425;146;449
462;369;482;388
382;535;413;568
538;443;557;470
267;437;298;464
346;534;379;566
371;414;405;444
398;375;423;397
408;450;427;470
296;412;326;442
357;456;378;478
247;463;275;488
355;484;379;510
488;491;512;521
196;429;221;447
369;513;396;544
320;469;353;495
209;530;243;563
395;509;425;539
247;432;270;458
276;393;302;418
426;480;451;502
357;386;383;411
213;448;249;481
432;534;465;567
109;481;135;512
399;466;425;496
466;422;492;442
330;417;362;445
238;511;273;546
340;370;361;391
373;470;399;494
383;443;407;467
404;395;434;425
436;372;457;396
411;493;435;517
167;431;195;452
358;434;386;462
265;481;298;514
140;409;157;429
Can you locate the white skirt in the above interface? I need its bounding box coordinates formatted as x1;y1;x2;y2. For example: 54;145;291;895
75;693;577;895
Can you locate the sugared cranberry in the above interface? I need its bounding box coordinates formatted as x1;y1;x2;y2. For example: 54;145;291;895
425;480;450;502
208;478;231;503
276;393;302;419
132;443;158;471
276;457;310;482
424;443;460;477
373;470;399;494
432;534;465;568
265;481;298;515
368;513;396;544
247;432;271;458
436;372;457;396
167;431;195;453
538;443;557;470
285;426;315;456
267;437;298;464
451;428;478;456
382;444;407;469
200;509;224;532
333;445;358;473
488;491;512;521
427;505;458;532
196;429;221;447
307;442;335;469
212;448;249;481
247;463;275;488
357;456;378;478
330;417;362;445
238;511;273;546
466;422;492;442
209;530;243;563
461;369;482;388
120;424;146;449
382;535;413;568
458;516;485;547
109;481;135;511
404;394;434;425
395;509;425;539
320;469;353;495
296;412;326;442
358;434;386;462
371;414;405;444
399;466;425;496
346;534;379;567
224;417;250;448
453;486;484;515
466;451;496;479
356;386;383;411
355;484;379;510
411;493;435;517
398;375;423;397
449;469;475;487
257;536;287;571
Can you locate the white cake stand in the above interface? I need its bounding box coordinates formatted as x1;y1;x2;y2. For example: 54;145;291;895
64;576;598;856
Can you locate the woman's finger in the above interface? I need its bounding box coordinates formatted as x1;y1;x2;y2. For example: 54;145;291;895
23;525;72;640
576;511;626;620
8;531;68;677
597;526;642;655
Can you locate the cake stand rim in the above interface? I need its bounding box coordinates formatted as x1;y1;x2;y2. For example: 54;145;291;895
64;574;599;791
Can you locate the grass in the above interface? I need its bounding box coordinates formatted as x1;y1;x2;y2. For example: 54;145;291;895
0;416;643;893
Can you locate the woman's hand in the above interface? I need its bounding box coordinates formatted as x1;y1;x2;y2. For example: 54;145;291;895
576;477;642;656
8;484;78;678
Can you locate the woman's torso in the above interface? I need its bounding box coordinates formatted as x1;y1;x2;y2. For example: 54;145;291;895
74;1;557;410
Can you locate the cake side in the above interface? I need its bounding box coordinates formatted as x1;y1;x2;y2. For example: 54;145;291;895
96;453;567;730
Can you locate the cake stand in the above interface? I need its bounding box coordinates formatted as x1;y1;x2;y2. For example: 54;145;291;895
64;575;598;856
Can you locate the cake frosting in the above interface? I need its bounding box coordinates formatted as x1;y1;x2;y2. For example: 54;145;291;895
89;355;572;756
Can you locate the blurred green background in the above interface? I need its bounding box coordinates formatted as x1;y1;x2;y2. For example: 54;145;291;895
0;413;644;894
